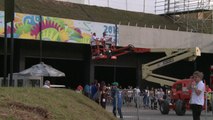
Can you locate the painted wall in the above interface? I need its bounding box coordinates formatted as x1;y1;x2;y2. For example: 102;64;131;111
119;25;213;53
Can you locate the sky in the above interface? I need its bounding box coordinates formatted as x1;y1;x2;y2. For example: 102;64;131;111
84;0;213;14
85;0;156;14
57;0;213;14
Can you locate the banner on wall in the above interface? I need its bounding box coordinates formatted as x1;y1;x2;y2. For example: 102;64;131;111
0;12;40;40
0;12;4;37
0;11;119;45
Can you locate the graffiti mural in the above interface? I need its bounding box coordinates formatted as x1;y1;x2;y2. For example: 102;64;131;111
0;11;118;45
15;13;40;39
0;12;40;39
0;12;4;37
39;16;91;43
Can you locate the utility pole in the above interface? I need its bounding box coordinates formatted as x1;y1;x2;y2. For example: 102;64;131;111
126;0;128;11
212;5;213;34
4;0;14;86
143;0;146;12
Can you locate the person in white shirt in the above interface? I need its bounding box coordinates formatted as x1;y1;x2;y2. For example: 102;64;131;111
90;32;97;46
43;80;51;88
189;71;205;120
133;87;141;108
101;32;112;50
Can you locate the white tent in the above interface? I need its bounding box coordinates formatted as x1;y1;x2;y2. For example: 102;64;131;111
19;62;65;77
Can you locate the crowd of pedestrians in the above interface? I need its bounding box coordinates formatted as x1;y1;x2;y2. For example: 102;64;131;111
75;77;212;120
80;80;170;112
122;86;167;110
73;70;213;120
79;80;123;118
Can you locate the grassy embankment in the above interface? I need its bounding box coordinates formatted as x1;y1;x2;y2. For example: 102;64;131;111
0;87;116;120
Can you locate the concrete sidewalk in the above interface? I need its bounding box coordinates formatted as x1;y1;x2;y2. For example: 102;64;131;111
106;105;213;120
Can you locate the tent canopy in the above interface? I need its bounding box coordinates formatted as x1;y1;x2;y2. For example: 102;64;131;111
19;62;65;77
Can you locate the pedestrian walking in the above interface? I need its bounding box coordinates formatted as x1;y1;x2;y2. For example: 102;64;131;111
111;82;123;119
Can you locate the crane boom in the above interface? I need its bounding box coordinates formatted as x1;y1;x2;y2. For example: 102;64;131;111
142;47;201;86
91;43;201;86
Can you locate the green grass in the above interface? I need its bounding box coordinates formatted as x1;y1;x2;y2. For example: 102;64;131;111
0;87;117;120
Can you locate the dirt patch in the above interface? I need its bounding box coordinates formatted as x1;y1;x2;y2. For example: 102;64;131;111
0;102;51;120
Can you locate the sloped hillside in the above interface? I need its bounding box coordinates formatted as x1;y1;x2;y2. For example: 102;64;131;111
0;87;116;120
0;0;182;31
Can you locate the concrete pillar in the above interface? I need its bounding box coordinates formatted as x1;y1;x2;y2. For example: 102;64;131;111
137;54;142;89
89;61;95;83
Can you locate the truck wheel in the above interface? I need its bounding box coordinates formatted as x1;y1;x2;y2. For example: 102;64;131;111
160;100;169;114
175;100;186;116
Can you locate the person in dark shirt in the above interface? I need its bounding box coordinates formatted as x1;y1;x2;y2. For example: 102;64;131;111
111;82;123;119
100;85;107;109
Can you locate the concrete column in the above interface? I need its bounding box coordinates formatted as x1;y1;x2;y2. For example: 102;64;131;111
19;47;25;71
136;54;142;89
89;61;95;83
